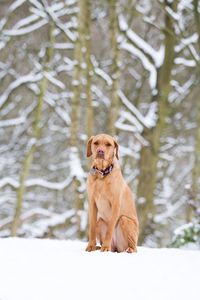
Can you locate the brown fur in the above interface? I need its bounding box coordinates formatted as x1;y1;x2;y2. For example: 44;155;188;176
85;134;139;253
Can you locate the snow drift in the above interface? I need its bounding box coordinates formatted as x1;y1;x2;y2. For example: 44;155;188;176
0;238;199;300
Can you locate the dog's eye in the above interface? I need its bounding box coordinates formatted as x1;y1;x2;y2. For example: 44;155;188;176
106;143;112;147
94;141;99;146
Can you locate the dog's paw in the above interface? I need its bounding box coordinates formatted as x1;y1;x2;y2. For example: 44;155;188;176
95;246;101;250
100;244;111;252
126;247;137;253
85;244;97;252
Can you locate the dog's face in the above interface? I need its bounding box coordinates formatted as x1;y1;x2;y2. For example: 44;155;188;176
87;134;119;169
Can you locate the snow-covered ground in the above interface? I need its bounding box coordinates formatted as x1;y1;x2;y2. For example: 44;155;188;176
0;238;199;300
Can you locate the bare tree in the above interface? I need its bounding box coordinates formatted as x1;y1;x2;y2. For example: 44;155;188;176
108;0;120;136
84;0;94;139
11;23;55;236
189;0;200;220
137;1;177;243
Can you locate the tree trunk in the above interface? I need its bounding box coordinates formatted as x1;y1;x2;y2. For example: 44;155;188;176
137;1;176;243
11;24;54;236
189;95;200;219
70;0;89;238
84;0;93;139
188;0;200;220
70;7;82;147
108;0;120;136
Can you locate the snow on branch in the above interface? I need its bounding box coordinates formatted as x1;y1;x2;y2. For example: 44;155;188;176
21;207;52;220
154;197;185;223
3;19;48;36
119;14;165;91
0;71;42;109
91;85;110;106
169;75;195;103
69;147;86;184
118;90;157;129
0;116;26;128
12;14;42;30
94;68;113;86
44;94;71;126
21;210;75;238
30;7;47;19
9;0;26;13
3;0;75;39
0;176;73;190
29;0;44;10
175;57;196;67
44;71;66;90
54;43;74;50
0;95;36;123
120;42;157;90
44;2;76;42
115;115;148;146
119;14;164;68
90;54;113;86
175;34;198;53
0;207;52;231
0;0;28;48
119;111;143;133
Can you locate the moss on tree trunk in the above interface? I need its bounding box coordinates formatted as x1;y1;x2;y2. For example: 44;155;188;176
108;0;120;136
11;24;54;236
137;1;176;243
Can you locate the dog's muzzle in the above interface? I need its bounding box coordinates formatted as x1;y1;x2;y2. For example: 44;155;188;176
97;149;104;158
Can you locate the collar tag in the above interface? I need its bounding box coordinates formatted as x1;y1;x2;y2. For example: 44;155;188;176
90;168;97;175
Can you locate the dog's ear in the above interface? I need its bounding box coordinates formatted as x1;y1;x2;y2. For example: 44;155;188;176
113;137;119;160
86;136;94;157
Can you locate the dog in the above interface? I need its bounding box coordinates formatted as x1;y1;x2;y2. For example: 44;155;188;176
85;134;139;253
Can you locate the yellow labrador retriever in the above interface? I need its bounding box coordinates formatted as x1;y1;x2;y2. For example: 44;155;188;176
85;134;139;253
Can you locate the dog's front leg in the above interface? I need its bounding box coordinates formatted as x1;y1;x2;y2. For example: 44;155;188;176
86;201;98;252
101;202;120;252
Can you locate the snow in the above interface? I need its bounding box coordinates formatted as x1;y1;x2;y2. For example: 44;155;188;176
30;7;47;19
0;238;199;300
120;110;143;132
118;90;157;129
175;57;196;67
12;14;41;30
54;42;74;49
9;0;26;13
0;176;72;190
0;72;42;109
165;6;180;21
126;28;164;68
175;33;198;53
174;222;200;237
0;116;26;127
94;67;113;86
21;210;75;238
119;14;165;68
169;76;195;103
45;4;76;42
4;19;48;36
120;42;157;90
44;91;71;125
69;147;86;186
44;71;66;90
29;0;44;11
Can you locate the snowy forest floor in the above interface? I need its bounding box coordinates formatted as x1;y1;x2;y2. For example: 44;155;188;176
0;238;199;300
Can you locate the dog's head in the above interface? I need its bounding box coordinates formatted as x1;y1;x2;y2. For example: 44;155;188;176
86;134;119;169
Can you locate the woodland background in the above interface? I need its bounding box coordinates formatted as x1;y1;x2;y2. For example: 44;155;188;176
0;0;199;248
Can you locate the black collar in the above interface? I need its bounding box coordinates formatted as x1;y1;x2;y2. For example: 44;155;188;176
90;164;114;177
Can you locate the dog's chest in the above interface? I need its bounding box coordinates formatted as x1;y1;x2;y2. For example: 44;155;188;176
93;180;112;221
95;195;111;221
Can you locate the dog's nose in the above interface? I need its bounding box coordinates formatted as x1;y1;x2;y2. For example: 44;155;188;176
97;149;104;157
